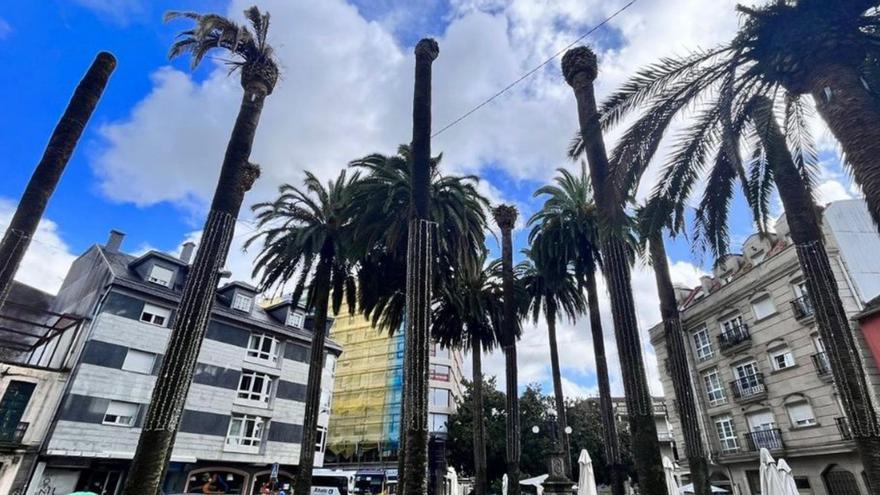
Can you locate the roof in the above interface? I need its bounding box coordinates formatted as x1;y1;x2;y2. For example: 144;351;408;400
218;281;258;293
855;295;880;321
128;249;188;269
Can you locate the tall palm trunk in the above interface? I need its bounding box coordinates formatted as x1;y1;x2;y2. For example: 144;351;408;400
750;96;880;490
0;52;115;310
648;234;710;495
804;62;880;227
495;205;521;495
401;38;439;495
295;250;334;495
122;75;270;495
562;47;667;495
472;348;488;495
545;304;571;477
584;270;624;495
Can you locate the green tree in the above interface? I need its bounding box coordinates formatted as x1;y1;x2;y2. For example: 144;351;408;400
562;47;667;495
122;8;278;494
247;170;361;495
0;52;115;311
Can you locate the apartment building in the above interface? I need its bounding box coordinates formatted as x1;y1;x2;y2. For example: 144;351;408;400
649;199;880;495
12;230;339;495
610;397;679;468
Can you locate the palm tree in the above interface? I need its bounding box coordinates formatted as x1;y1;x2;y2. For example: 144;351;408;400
493;204;522;495
527;164;624;495
0;52;116;311
517;251;585;477
247;170;361;495
573;1;880;226
432;252;504;495
561;47;668;495
121;8;278;494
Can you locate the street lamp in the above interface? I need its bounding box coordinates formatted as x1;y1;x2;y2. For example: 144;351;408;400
530;413;573;495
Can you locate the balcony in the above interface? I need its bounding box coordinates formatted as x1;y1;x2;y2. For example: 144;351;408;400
745;428;784;451
811;352;834;381
0;422;28;445
791;295;814;320
836;417;853;440
718;324;751;354
730;373;767;403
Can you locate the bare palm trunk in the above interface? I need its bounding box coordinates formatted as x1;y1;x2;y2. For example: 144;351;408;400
806;63;880;228
472;348;488;495
402;38;439;495
495;205;521;495
648;234;710;495
121;76;269;495
562;47;667;495
294;252;334;495
750;96;880;490
585;270;624;495
546;306;571;477
0;52;115;310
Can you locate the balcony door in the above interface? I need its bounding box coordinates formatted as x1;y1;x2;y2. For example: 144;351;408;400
733;361;760;391
747;410;776;432
0;380;35;443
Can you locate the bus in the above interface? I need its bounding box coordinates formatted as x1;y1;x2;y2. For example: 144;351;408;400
352;469;397;495
312;468;357;495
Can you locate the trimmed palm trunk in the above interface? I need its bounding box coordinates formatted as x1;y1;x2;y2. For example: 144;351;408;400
545;304;571;477
294;249;334;495
401;38;439;495
562;46;667;495
648;233;710;495
0;52;115;310
750;96;880;490
121;62;275;495
494;204;521;495
584;270;624;495
472;348;488;495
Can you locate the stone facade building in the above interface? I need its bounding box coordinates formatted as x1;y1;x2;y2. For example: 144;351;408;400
649;199;880;495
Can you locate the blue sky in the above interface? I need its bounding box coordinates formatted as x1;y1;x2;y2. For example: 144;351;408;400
0;0;859;396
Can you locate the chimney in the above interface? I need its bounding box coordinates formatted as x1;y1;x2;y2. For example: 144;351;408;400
700;275;714;294
106;229;125;252
180;242;196;264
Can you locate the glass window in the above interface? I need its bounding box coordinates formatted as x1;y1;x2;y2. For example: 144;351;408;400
316;426;327;452
431;344;450;359
713;415;738;452
122;349;155;374
430;388;451;407
147;265;174;287
140;304;171;327
720;314;745;335
769;346;795;371
702;368;726;406
225;414;265;452
236;370;273;406
103;401;139;427
286;310;305;328
692;327;714;362
320;389;332;411
429;413;448;433
232;293;253;312
186;471;246;494
787;401;817;427
752;296;777;320
429;364;450;381
247;333;279;364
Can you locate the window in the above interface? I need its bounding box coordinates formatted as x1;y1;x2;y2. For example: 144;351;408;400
225;414;265;452
286;311;305;328
714;415;738;452
316;426;327;452
430;344;450;359
769;346;795;371
320;389;332;411
232;293;253;312
786;401;817;427
752;295;777;320
325;354;337;373
147;265;174;287
720;314;745;335
236;370;273;406
140;304;171;327
702;369;726;406
430;388;451;407
429;413;449;433
430;364;450;381
122;349;155;374
247;333;279;364
692;327;714;362
103;401;139;427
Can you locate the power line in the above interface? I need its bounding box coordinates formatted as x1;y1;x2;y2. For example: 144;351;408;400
431;0;639;139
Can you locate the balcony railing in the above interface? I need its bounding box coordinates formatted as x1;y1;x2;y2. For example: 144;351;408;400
745;428;784;451
812;352;833;379
730;373;766;401
719;324;751;351
791;295;814;320
0;422;28;444
836;417;853;440
718;439;740;455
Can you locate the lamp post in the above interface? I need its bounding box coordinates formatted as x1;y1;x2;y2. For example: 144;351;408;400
532;413;574;495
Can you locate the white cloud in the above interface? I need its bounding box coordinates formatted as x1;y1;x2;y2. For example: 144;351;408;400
0;18;12;39
72;0;146;25
816;180;853;205
0;199;77;295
